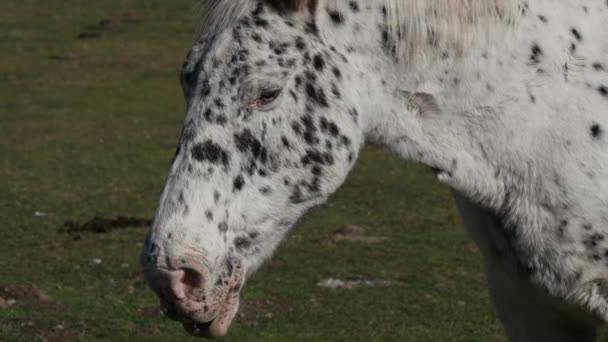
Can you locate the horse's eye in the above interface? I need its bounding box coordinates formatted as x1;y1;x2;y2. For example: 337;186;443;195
247;89;281;110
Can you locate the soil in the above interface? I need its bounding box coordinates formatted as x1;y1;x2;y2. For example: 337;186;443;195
0;284;64;312
13;320;79;342
0;284;80;341
60;216;151;236
77;12;144;40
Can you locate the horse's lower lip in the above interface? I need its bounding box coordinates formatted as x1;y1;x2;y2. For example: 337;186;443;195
430;166;443;174
183;321;214;338
180;293;239;338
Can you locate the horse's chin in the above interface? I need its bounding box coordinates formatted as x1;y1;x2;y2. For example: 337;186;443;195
181;295;240;339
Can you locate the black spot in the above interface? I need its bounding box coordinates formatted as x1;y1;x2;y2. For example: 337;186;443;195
599;85;608;98
308;177;321;192
295;36;306;50
203;108;214;122
303;73;317;88
584;233;605;249
349;1;359;12
305;83;329;107
205;210;213;221
269;41;287;55
593;63;606;71
305;21;319;36
234;236;251;250
218;221;228;233
200;79;211;97
238;49;249;62
331;83;341;99
233;175;245;191
530;44;543;64
340;135;351;146
281;135;291;148
191;140;229;166
215;114;227;125
570;28;582;41
290;186;304;203
234;129;262;158
327;121;339;136
254;18;269;28
332;67;342;79
590;123;603;139
557;219;568;238
289;89;298;102
301;149;334;166
313;54;325;71
327;9;344;24
252;2;264;16
233;28;243;43
292;121;303;136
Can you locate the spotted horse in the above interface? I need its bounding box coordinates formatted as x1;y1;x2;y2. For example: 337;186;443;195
141;0;608;340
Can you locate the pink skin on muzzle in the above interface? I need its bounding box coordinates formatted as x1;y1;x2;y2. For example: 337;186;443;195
154;261;244;338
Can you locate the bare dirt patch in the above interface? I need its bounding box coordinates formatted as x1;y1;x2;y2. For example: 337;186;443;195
0;284;64;311
1;285;82;340
77;12;144;39
59;216;151;237
14;320;79;342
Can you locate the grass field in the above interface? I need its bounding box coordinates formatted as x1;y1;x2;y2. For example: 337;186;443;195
0;1;508;340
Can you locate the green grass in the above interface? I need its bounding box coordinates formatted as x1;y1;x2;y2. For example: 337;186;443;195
0;1;506;340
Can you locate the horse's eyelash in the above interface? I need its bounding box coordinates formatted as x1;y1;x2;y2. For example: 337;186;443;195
257;89;281;101
246;88;282;109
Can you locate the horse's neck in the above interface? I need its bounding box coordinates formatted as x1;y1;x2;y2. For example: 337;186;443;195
319;0;608;319
319;4;534;212
336;0;604;223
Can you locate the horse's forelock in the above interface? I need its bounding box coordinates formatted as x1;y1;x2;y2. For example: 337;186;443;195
265;0;319;14
197;0;319;41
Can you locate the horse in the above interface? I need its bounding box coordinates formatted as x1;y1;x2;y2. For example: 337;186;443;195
140;0;608;340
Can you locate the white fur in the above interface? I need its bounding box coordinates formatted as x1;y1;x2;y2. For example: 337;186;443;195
144;1;608;340
374;0;521;63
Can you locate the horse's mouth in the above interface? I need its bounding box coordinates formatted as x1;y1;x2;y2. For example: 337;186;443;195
182;316;231;339
183;321;214;338
430;166;443;175
177;293;240;339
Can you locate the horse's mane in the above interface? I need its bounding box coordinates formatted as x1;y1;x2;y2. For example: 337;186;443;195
196;0;253;41
197;0;522;61
376;0;522;62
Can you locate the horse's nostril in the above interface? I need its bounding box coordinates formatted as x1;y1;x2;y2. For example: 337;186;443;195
182;267;204;290
167;267;205;301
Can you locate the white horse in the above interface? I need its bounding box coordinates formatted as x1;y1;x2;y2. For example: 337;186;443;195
141;0;608;340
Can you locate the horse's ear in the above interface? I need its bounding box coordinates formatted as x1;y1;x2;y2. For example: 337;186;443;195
266;0;319;15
